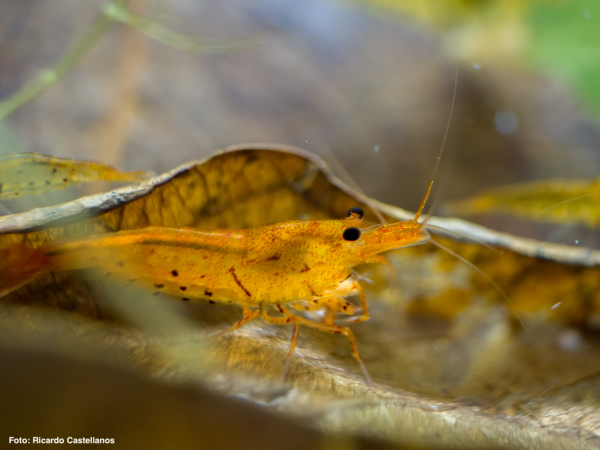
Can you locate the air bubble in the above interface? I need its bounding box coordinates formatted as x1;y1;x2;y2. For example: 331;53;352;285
558;329;582;351
494;111;519;136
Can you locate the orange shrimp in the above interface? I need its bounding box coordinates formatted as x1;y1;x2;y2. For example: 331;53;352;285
0;197;434;381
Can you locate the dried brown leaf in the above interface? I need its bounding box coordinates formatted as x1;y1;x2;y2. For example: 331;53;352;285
2;144;600;449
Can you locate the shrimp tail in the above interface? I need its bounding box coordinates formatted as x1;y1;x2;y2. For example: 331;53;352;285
0;244;52;297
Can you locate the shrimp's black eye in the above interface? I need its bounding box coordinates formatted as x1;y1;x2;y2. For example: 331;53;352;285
343;227;361;241
346;207;364;219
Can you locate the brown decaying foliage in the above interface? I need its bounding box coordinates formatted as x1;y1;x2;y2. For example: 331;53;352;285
2;146;600;448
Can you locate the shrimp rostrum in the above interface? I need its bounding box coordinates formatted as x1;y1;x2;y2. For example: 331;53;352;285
0;202;431;381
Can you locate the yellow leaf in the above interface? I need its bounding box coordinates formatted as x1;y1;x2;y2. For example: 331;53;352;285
0;153;153;201
448;177;600;228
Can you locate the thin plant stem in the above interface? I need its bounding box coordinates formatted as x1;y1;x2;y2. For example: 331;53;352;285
0;0;132;121
103;3;256;53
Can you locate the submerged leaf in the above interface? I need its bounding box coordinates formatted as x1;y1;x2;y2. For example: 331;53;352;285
447;177;600;228
2;145;600;448
0;153;153;201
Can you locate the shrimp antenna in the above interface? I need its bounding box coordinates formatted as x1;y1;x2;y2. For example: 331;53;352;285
413;47;526;331
424;224;501;254
414;47;459;223
0;203;13;215
429;238;527;331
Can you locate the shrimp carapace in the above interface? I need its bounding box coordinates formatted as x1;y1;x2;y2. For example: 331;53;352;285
0;213;429;305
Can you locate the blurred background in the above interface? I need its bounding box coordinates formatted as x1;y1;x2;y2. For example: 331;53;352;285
2;2;600;448
1;0;599;244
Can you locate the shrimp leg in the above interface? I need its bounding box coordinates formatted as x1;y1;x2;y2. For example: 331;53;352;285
346;281;370;324
216;305;261;336
274;304;372;384
262;310;300;380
